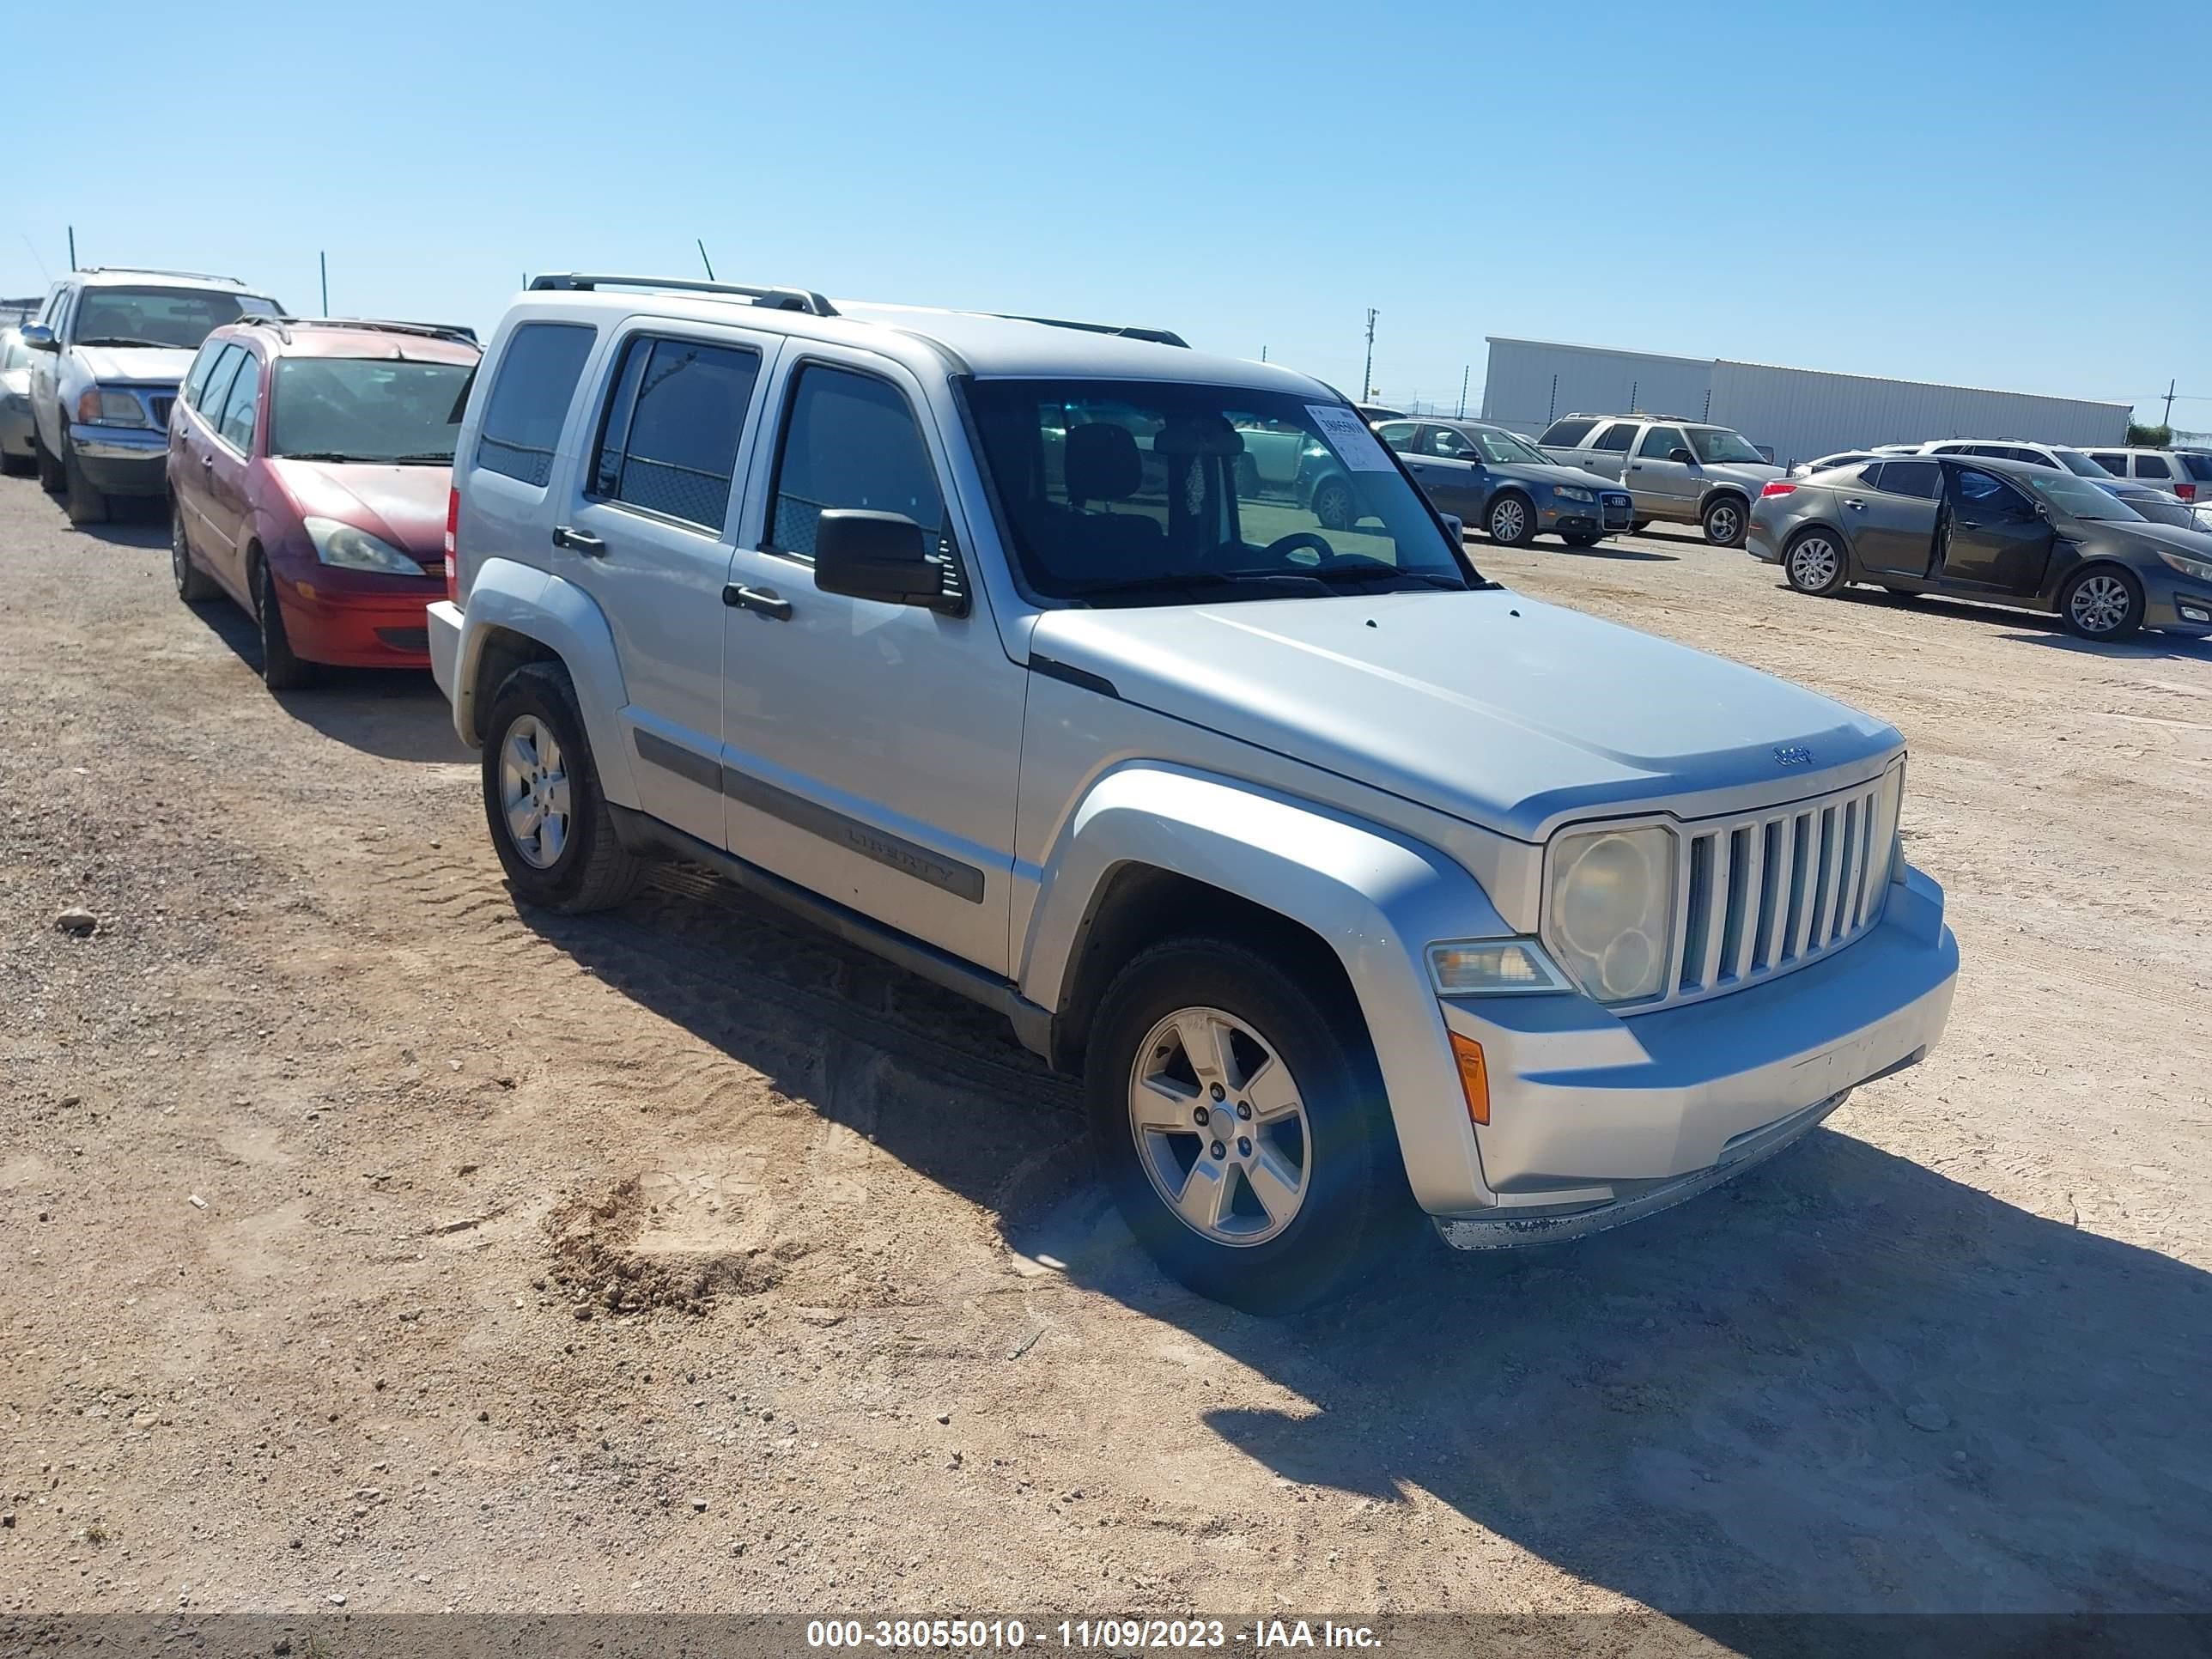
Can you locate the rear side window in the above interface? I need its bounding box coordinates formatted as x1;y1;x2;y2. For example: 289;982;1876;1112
589;336;762;531
1589;422;1638;453
217;354;262;452
476;322;595;488
2088;452;2127;473
767;365;944;558
1873;459;1941;499
2132;453;2172;479
196;346;246;417
2181;453;2212;482
1539;418;1595;447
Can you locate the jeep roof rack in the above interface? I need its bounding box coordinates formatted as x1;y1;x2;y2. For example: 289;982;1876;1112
80;265;246;286
997;314;1189;349
251;317;479;347
528;272;837;318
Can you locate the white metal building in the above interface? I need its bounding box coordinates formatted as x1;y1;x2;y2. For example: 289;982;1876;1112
1480;337;2130;469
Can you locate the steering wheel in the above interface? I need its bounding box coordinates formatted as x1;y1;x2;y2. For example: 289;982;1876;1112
1261;531;1337;563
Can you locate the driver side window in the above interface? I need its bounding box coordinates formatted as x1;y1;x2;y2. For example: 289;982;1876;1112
1950;467;2032;518
1638;426;1686;459
1428;427;1479;460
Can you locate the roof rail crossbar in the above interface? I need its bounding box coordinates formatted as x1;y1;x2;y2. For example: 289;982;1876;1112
80;265;246;285
528;273;837;318
261;317;480;346
1001;313;1188;349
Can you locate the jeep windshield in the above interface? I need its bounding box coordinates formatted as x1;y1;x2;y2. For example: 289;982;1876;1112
965;380;1480;605
1686;427;1766;465
270;357;476;465
72;287;282;350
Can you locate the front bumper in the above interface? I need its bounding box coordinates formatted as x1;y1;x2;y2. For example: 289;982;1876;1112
427;599;467;728
67;422;167;495
1537;491;1634;536
2144;572;2212;635
1745;520;1784;563
273;568;442;669
1431;864;1957;1247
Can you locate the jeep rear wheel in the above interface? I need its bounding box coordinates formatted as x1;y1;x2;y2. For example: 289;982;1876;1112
1085;937;1414;1314
481;661;647;913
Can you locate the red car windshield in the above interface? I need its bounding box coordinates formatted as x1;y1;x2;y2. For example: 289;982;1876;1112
269;358;475;465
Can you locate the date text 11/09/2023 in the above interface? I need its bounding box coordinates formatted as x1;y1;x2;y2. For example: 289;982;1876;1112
805;1619;1382;1650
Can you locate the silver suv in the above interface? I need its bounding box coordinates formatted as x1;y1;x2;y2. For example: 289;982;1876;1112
427;273;1957;1312
1538;414;1784;544
2080;445;2212;502
20;267;283;524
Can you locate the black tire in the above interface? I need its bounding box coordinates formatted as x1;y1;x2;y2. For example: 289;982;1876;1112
1085;936;1417;1315
61;436;108;526
253;556;315;690
1486;490;1536;547
1783;527;1850;597
1701;494;1747;547
1631;519;1651;534
0;449;31;477
33;430;64;495
171;502;217;603
480;660;648;913
2057;564;2144;641
1310;476;1356;532
1562;529;1603;548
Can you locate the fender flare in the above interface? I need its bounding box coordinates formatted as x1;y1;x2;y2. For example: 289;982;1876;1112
1019;763;1511;1212
453;558;642;810
1698;484;1751;521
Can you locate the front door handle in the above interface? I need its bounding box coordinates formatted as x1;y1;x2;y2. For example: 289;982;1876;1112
723;583;792;621
551;525;606;557
1843;497;1866;510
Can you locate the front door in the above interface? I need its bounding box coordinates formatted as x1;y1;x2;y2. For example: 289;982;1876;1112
1414;425;1492;520
557;321;782;848
718;349;1023;975
1938;465;2054;593
1626;423;1693;514
1842;459;1942;577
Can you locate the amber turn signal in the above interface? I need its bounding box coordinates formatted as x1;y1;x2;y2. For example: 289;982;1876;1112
1449;1032;1491;1127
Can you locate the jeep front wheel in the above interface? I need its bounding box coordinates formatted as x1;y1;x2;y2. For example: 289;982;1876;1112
481;661;648;912
1085;937;1413;1314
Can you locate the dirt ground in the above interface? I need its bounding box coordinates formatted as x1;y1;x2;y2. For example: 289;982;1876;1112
3;475;2209;1624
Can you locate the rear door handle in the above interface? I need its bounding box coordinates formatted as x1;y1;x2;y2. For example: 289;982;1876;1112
723;583;792;621
551;525;605;557
200;455;214;470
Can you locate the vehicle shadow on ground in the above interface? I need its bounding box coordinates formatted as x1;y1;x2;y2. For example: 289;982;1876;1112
519;872;2212;1626
183;596;473;764
71;501;168;546
1826;586;2212;661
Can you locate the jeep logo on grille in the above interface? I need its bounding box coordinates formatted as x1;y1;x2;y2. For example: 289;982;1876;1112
1773;744;1814;768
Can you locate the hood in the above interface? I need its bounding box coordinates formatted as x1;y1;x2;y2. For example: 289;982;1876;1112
266;459;452;563
1494;461;1628;494
71;344;195;385
1030;591;1899;842
2088;518;2212;561
1703;461;1785;486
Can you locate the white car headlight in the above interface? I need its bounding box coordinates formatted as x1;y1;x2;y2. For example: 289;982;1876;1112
76;386;149;427
1544;824;1677;1003
303;516;423;576
1427;939;1573;996
2157;549;2212;585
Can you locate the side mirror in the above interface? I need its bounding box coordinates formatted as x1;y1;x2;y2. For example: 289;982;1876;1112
1668;447;1695;465
20;324;57;351
1440;514;1464;542
813;509;947;609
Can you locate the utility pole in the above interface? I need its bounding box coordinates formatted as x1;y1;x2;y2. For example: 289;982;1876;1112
1458;365;1469;419
319;251;329;314
1260;344;1267;362
67;225;76;270
1362;308;1378;401
2165;379;2179;429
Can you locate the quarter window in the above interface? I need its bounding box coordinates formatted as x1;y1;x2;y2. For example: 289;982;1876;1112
768;365;945;558
216;354;262;452
589;335;762;531
1589;422;1638;453
2132;453;2172;479
1638;425;1686;459
1538;418;1596;447
476;322;596;488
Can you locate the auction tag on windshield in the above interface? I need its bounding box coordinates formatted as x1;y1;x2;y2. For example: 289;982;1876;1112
1308;404;1396;471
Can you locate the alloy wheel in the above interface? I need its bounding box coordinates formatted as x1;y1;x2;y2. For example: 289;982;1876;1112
2069;572;2132;636
1127;1006;1311;1248
499;715;573;869
1790;536;1839;592
1707;502;1743;544
1489;497;1527;543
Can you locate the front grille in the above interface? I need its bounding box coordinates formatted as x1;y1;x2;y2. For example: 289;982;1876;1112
1601;494;1632;527
1667;779;1890;1005
374;627;429;653
147;393;175;427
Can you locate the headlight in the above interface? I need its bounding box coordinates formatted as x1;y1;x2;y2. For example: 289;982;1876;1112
75;386;149;427
1543;824;1677;1003
1427;939;1573;996
303;516;423;575
1551;484;1595;503
2157;549;2212;584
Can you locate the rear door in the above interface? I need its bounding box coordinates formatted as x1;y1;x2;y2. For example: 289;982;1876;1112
1938;464;2053;592
1578;419;1639;484
2127;451;2178;495
203;345;265;599
1840;460;1941;577
1626;423;1692;514
173;342;242;560
558;320;782;848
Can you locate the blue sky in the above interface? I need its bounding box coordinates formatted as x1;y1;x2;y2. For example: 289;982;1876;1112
13;1;2209;426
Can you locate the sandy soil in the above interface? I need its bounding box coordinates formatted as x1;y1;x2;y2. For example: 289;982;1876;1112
3;477;2208;1622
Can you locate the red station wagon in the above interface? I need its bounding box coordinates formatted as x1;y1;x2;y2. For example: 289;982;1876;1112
167;318;480;687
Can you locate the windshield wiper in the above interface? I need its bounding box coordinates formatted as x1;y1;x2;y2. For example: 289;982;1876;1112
1307;565;1469;592
390;453;458;465
1063;569;1326;605
76;336;177;349
275;450;374;463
